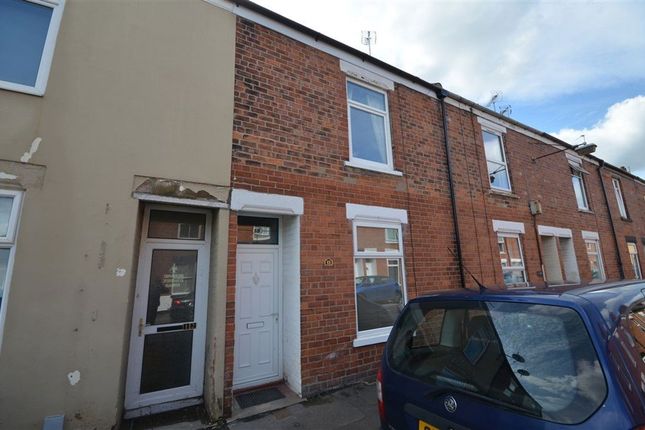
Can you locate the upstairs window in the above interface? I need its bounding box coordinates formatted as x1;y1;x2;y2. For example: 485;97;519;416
567;154;589;210
482;130;511;191
571;169;589;210
346;80;393;171
0;0;65;95
612;178;628;219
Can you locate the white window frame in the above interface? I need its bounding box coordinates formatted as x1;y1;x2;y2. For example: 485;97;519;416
571;168;589;210
345;78;395;174
0;189;24;352
0;0;66;96
612;178;628;219
351;219;407;347
497;233;528;287
582;231;605;283
481;128;512;192
628;242;642;280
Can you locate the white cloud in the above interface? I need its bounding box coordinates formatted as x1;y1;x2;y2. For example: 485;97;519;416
553;95;645;176
252;0;645;104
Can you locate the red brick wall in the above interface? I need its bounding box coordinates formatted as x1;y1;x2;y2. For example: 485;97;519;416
226;16;645;411
600;169;645;279
444;103;628;288
227;18;460;407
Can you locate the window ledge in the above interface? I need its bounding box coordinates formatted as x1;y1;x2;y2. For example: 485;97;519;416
488;189;519;199
620;216;632;222
353;332;390;348
344;161;403;177
507;284;534;290
578;208;594;214
547;282;580;288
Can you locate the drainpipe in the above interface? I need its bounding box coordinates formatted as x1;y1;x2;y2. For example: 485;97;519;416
437;90;466;289
597;160;625;279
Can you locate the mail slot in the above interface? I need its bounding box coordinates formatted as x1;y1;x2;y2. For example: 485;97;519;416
246;321;264;329
157;322;197;332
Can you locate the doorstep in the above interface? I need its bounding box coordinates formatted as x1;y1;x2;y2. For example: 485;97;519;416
230;383;304;422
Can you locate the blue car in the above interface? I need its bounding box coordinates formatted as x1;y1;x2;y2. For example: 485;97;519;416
378;281;645;429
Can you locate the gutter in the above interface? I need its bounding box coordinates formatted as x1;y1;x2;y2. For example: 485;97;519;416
598;160;625;279
437;89;466;289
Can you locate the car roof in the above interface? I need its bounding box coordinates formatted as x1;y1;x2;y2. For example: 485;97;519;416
411;280;645;327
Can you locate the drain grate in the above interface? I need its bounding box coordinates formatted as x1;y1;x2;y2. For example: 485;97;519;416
235;387;285;409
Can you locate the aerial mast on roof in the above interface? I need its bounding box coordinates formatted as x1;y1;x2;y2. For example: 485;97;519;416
361;30;376;56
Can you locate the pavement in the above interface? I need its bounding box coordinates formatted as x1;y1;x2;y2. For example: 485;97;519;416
126;382;379;430
228;382;379;430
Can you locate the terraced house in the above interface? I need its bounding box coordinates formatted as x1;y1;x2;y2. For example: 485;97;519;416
1;0;644;429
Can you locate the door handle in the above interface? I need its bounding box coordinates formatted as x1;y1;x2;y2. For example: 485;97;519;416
138;318;144;337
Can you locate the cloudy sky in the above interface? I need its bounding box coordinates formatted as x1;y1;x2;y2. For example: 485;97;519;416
253;0;645;177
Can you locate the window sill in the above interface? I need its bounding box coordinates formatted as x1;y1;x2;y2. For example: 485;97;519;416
0;81;45;97
620;217;632;222
578;208;594;214
344;161;403;177
506;284;534;290
546;282;580;288
488;189;519;199
353;331;390;348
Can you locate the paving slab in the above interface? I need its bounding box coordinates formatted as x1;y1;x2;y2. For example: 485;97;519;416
228;383;379;430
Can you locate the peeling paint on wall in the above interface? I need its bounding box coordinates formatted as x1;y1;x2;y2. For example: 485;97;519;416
0;172;18;180
20;137;42;163
115;268;126;277
67;371;80;386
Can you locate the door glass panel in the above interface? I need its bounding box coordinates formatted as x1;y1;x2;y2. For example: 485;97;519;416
238;216;279;245
140;331;193;394
148;210;206;240
0;197;13;237
146;250;198;325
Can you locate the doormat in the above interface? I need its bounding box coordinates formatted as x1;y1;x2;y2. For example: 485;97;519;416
235;387;285;409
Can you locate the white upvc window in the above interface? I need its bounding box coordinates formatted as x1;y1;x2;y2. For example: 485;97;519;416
497;233;527;287
612;178;628;219
582;232;605;283
482;129;511;192
346;203;408;347
0;189;24;349
346;79;394;172
571;169;589;210
0;0;66;96
628;242;642;280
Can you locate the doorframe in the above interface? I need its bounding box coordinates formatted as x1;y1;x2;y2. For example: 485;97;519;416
232;215;284;390
124;204;212;412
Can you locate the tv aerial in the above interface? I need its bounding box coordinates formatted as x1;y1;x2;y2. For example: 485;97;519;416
361;30;376;56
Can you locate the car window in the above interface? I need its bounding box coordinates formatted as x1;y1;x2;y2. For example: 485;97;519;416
388;300;607;424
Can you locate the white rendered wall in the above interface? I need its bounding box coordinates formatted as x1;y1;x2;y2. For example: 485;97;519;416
282;216;301;395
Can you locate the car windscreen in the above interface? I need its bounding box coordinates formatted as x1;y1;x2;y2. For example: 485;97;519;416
387;300;607;424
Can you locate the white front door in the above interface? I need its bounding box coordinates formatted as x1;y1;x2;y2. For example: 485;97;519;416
233;247;281;388
125;206;211;411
